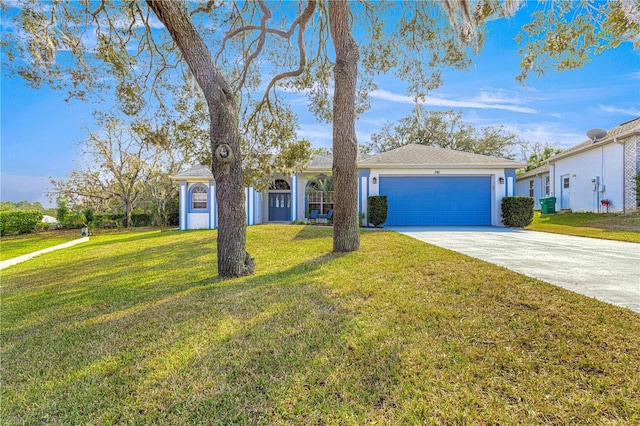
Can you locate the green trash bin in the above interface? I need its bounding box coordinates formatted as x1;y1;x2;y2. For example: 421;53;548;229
540;197;556;214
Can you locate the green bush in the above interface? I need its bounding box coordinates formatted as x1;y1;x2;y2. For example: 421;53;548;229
131;212;152;227
94;214;123;228
501;196;534;227
0;210;43;236
60;211;86;229
368;196;388;227
167;197;179;226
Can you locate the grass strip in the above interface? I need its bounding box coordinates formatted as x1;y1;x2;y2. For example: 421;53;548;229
527;212;640;243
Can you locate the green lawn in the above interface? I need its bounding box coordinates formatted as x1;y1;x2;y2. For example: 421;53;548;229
2;225;639;424
527;212;640;243
0;230;82;261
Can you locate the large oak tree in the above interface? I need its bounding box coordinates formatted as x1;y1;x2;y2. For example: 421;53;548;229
5;0;637;275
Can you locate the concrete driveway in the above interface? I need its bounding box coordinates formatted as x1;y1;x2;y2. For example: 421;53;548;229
387;226;640;313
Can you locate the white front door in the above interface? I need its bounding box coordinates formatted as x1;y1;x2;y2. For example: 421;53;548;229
560;175;570;210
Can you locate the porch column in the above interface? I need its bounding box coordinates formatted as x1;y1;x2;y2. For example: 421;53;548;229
290;174;298;221
247;187;255;226
358;169;370;226
179;181;187;230
209;180;216;229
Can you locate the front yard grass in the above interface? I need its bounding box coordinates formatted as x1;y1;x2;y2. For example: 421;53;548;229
527;211;640;243
0;229;82;261
1;225;639;424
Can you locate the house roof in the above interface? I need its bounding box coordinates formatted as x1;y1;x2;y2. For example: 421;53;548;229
173;145;526;180
516;164;549;181
306;153;372;170
357;144;526;168
549;117;640;162
172;164;213;179
306;154;333;170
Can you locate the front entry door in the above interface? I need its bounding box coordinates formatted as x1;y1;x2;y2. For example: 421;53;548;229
269;193;291;221
560;175;570;210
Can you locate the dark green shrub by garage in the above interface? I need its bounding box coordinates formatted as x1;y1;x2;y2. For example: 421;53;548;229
368;195;388;227
502;196;534;227
0;210;43;236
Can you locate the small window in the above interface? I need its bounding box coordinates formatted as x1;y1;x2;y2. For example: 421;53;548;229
192;186;207;209
545;176;550;196
563;177;570;189
269;179;290;190
529;180;534;197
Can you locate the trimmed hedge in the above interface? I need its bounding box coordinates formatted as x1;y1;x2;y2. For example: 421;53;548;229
131;213;152;227
501;196;534;227
0;210;43;236
367;195;388;227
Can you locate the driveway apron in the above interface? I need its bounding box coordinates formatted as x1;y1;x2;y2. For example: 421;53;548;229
387;226;640;313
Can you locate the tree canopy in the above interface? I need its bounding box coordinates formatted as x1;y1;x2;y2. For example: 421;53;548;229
366;107;523;159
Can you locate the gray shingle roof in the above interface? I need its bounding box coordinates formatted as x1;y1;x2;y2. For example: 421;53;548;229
306;153;372;170
306;154;333;170
550;117;640;162
173;144;527;181
172;164;213;179
357;144;525;168
516;164;549;181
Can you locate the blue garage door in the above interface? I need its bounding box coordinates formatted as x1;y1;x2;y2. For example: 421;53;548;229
379;176;492;226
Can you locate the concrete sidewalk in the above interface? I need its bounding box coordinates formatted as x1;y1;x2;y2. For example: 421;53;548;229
388;226;640;313
0;237;89;270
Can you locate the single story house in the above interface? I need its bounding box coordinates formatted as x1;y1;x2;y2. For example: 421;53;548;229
516;117;640;213
172;143;525;229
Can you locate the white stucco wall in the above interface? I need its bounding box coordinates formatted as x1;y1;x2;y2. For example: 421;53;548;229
366;167;508;226
515;173;549;209
187;213;210;229
551;143;624;213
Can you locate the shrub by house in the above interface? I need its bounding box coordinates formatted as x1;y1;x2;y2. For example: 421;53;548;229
501;196;534;228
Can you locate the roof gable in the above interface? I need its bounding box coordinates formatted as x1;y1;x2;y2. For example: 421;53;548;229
357;144;525;168
172;165;213;179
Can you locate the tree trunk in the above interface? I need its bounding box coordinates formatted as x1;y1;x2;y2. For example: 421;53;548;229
328;1;360;252
123;200;131;228
148;0;254;277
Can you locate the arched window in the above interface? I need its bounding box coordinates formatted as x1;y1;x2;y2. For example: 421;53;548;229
305;175;334;216
192;186;207;209
269;179;291;190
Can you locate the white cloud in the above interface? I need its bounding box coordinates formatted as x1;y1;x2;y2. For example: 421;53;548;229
624;71;640;80
598;104;640;117
370;89;538;114
500;122;586;149
298;124;332;142
297;123;375;147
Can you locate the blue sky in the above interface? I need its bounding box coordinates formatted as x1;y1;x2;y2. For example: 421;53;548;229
1;5;639;207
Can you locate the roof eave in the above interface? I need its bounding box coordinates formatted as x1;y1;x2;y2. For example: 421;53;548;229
170;175;214;181
550;129;640;162
358;162;526;169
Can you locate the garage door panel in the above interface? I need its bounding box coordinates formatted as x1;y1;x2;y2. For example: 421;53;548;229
379;176;491;226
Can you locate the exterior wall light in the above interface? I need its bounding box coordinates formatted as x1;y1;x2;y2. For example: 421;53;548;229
372;177;377;184
498;177;505;184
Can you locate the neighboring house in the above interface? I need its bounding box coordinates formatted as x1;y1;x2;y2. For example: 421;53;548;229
41;215;58;223
515;164;551;210
172;143;525;229
516;118;640;213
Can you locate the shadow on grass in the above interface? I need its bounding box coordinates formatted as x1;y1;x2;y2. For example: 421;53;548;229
3;234;404;424
292;224;334;240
